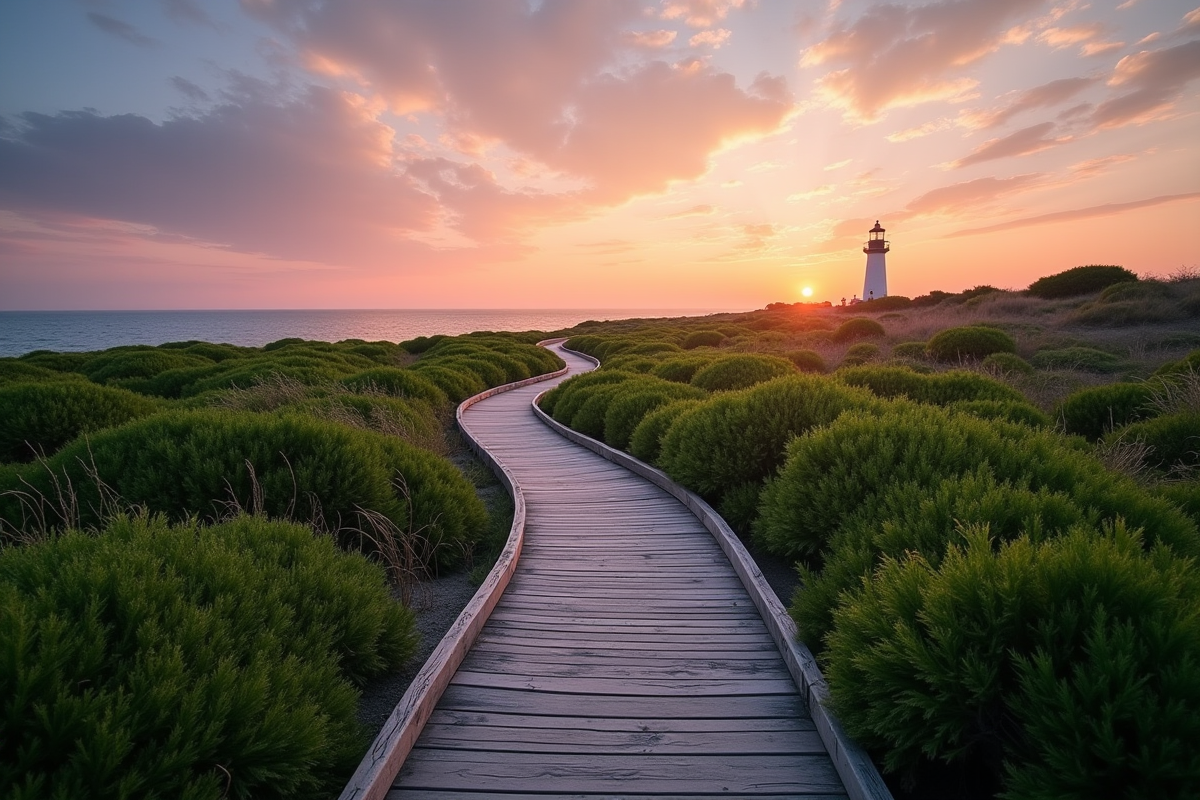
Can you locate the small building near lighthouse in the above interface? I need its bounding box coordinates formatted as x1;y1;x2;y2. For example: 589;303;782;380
863;221;889;301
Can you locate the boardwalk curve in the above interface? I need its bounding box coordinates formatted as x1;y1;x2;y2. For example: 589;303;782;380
345;342;891;800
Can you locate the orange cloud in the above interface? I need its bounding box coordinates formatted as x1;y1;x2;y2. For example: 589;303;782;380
689;28;732;48
801;0;1044;121
905;173;1044;216
1094;39;1200;128
624;29;678;48
957;76;1097;129
660;0;748;28
946;191;1200;237
951;122;1068;168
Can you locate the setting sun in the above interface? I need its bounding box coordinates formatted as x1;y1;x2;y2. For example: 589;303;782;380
801;287;814;298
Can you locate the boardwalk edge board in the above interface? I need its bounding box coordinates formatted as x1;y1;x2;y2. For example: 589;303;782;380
338;340;570;800
527;344;894;800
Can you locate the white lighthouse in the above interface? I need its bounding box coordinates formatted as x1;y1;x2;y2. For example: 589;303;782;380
862;220;889;301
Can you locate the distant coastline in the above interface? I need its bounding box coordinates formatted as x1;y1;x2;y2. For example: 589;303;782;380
0;308;737;358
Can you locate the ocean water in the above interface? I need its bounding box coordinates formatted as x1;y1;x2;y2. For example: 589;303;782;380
0;309;733;357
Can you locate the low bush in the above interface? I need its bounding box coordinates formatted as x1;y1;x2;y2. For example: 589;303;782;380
1057;382;1156;440
81;347;215;384
658;376;878;502
627;400;703;464
755;404;1199;562
784;349;826;373
542;370;638;422
567;383;638;439
1110;413;1200;473
981;351;1033;375
651;356;714;384
340;368;449;407
690;354;794;392
0;360;82;386
824;525;1200;798
407;363;486;402
1155;349;1200;378
830;318;885;343
602;381;707;450
949;399;1051;428
840;343;880;367
1026;264;1138;299
889;342;927;361
629;341;682;356
399;334;448;354
791;468;1090;649
682;330;726;349
855;295;912;311
1030;346;1125;373
603;355;659;374
837;365;1023;405
0;514;416;800
17;350;90;373
0;410;488;569
926;326;1016;361
0;382;162;463
1069;299;1185;326
1158;481;1200;528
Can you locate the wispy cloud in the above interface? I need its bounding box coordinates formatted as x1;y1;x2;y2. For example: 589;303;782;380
946;192;1200;236
958;76;1096;129
86;12;157;47
950;122;1068;168
1093;39;1200;128
660;0;748;28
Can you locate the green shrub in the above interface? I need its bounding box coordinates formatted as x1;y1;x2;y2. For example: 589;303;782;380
603;355;659;374
890;342;927;361
950;399;1051;428
340;368;449;407
1026;264;1138;299
651;356;714;384
629;341;681;356
1155;349;1200;378
291;395;442;449
1158;481;1200;528
81;348;215;384
627;400;703;464
181;342;249;362
1057;382;1156;440
982;351;1034;375
1069;299;1184;326
755;404;1199;561
0;382;162;462
0;360;83;386
1110;413;1200;472
407;363;486;402
837;365;1023;405
1100;279;1174;303
567;384;635;439
840;343;880;367
783;349;825;373
792;469;1090;650
0;410;488;568
543;371;638;423
1030;346;1125;373
926;326;1017;361
830;318;885;343
658;376;877;502
17;350;90;374
682;330;726;349
824;525;1200;798
855;295;912;311
602;382;707;450
0;514;416;800
690;354;794;392
399;334;448;354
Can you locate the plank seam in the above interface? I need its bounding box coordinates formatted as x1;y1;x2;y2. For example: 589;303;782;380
338;340;571;800
527;343;894;800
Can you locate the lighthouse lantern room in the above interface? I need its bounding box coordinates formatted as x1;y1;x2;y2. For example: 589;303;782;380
862;220;889;301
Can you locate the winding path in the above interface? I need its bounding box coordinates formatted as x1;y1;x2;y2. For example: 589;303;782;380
347;343;889;800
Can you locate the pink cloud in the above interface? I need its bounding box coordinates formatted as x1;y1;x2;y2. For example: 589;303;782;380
946;191;1200;237
958;76;1096;129
801;0;1046;121
904;173;1043;215
660;0;748;28
689;28;732;48
624;29;678;48
1037;23;1106;49
0;86;439;265
1093;39;1200;128
951;121;1067;168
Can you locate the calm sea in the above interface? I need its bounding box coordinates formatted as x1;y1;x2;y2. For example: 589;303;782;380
0;309;734;358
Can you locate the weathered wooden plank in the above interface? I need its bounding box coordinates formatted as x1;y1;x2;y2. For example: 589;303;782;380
396;750;846;794
449;669;799;696
390;792;847;800
416;723;827;754
425;708;817;733
457;654;793;681
435;684;806;718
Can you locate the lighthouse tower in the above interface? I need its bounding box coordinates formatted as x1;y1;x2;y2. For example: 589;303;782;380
863;221;889;301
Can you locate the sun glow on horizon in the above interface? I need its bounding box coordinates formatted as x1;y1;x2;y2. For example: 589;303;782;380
801;286;814;298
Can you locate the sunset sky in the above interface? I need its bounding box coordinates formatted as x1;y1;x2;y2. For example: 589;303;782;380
1;0;1197;310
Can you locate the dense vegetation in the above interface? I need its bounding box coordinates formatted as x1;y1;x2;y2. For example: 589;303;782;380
546;267;1200;800
0;331;563;798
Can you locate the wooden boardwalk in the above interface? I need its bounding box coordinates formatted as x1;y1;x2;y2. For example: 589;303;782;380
387;345;849;799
